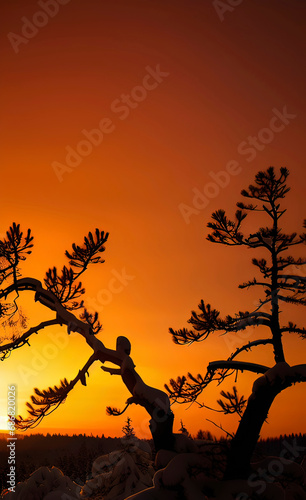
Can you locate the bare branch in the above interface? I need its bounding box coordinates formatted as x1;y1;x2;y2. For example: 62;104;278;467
206;419;234;439
217;386;247;417
0;277;107;357
0;318;59;360
228;339;274;362
281;323;306;337
208;360;269;375
15;353;98;430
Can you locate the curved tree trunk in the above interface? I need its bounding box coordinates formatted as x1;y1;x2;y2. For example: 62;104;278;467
149;409;175;452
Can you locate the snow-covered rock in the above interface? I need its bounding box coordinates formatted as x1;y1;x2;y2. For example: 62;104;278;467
251;362;306;401
1;466;81;499
80;442;154;499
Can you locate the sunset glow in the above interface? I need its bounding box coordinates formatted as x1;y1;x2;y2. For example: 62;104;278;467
0;416;8;432
1;0;306;441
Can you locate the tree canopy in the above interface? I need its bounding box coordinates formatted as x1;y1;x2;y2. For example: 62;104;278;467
166;166;306;477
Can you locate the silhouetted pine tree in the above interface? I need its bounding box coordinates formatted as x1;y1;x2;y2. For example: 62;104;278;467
195;430;214;441
167;167;306;479
122;417;135;439
178;420;191;437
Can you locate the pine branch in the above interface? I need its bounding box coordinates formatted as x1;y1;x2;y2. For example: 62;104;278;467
170;327;200;345
166;360;269;405
169;167;305;414
0;318;59;360
251;258;272;278
217;386;247;417
277;256;306;271
240;167;290;204
236;202;258;212
208;360;269;375
15;378;70;430
281;323;306;338
275;233;305;254
0;278;100;352
106;404;129;416
238;278;272;290
170;301;271;346
227;339;274;363
279;274;306;284
15;353;98;430
65;228;109;277
207;209;247;246
246;230;273;251
79;308;102;334
0;223;33;266
44;266;85;310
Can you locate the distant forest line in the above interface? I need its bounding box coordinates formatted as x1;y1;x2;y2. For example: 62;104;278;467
1;432;305;492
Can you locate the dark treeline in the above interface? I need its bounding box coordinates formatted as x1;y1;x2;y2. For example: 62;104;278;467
255;433;306;460
0;432;127;491
0;432;305;493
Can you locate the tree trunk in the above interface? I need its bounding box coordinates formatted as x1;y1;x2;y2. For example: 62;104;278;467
224;380;290;480
149;409;175;452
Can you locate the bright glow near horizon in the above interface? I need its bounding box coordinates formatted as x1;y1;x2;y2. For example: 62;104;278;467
0;415;8;431
1;0;306;440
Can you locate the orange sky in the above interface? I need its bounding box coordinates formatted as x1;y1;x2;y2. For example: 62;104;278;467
1;0;306;440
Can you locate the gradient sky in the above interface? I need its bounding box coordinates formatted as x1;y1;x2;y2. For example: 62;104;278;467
1;0;306;440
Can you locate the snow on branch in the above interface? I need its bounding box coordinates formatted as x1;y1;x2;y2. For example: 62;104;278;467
170;302;271;346
166;360;269;406
0;277;104;355
227;339;274;362
208;360;269;375
250;362;306;400
0;318;58;360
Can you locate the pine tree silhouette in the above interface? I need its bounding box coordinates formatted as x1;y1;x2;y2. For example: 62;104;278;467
167;167;306;479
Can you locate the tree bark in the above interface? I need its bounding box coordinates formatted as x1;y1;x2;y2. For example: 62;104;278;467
224;379;291;479
149;409;175;452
